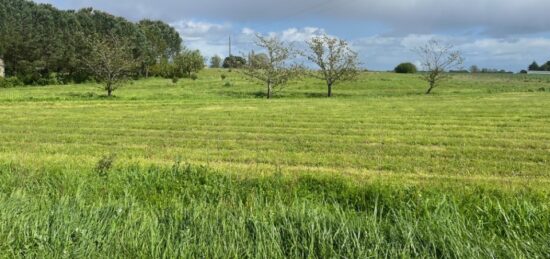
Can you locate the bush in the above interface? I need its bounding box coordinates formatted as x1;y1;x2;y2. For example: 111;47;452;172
221;74;227;80
223;56;246;69
223;81;232;87
172;77;179;84
190;74;198;80
36;74;60;86
394;63;418;74
0;77;24;88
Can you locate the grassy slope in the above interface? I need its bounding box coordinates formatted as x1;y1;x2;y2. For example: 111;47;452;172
0;70;549;257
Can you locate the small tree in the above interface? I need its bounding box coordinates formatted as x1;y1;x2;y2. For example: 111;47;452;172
173;49;204;78
415;40;463;94
210;55;222;68
247;51;270;69
304;34;359;97
470;65;480;74
394;62;417;74
242;34;301;99
84;34;137;97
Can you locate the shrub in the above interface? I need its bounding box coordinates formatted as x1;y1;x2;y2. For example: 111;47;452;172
172;77;179;84
36;74;59;86
224;81;232;87
0;77;24;88
221;74;227;80
223;56;246;69
95;154;116;177
190;74;198;80
394;62;418;74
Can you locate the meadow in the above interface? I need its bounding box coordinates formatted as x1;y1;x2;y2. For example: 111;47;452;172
0;70;549;257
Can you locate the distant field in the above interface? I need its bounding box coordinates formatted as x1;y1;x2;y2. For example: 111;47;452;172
1;71;549;257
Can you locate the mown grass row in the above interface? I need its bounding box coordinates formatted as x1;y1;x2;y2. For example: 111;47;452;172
0;163;549;258
1;85;548;178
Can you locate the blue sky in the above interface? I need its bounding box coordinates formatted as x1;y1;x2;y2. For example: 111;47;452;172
36;0;550;71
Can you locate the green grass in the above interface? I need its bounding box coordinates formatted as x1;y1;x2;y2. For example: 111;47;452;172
1;164;549;258
0;70;549;257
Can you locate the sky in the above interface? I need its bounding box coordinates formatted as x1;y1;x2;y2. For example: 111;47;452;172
35;0;550;71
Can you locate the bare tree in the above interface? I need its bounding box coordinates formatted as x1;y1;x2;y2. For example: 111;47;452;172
242;34;301;99
304;34;359;97
415;40;464;94
84;34;137;97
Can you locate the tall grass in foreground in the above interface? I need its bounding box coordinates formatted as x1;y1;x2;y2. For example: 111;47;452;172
0;163;549;258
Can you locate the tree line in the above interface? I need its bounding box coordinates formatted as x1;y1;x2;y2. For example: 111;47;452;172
1;0;467;97
528;61;550;72
0;0;205;87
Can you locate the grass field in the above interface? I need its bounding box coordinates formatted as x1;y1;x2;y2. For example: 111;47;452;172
1;70;549;257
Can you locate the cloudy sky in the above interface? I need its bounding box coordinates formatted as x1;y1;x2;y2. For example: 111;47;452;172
36;0;550;71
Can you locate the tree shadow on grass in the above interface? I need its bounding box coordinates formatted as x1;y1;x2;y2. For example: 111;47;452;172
303;92;328;98
217;90;272;99
219;90;357;99
64;92;118;99
303;92;355;98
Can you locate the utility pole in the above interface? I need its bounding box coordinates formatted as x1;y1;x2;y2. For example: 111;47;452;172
228;35;232;57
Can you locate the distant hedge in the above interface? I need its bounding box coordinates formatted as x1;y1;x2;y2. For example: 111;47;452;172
394;63;418;74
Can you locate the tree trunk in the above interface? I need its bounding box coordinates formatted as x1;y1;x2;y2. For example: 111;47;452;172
267;82;272;99
107;83;113;97
328;83;333;97
426;82;435;94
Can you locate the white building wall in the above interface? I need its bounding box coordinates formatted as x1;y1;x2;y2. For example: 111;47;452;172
0;59;4;78
527;70;550;75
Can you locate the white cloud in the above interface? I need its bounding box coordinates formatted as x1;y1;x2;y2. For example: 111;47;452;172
171;20;231;40
36;0;550;36
241;27;255;35
278;27;325;42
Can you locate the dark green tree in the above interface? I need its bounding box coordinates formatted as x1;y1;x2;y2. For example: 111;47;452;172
394;63;418;74
0;0;180;84
541;61;550;71
528;61;540;71
223;56;247;69
138;20;182;77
